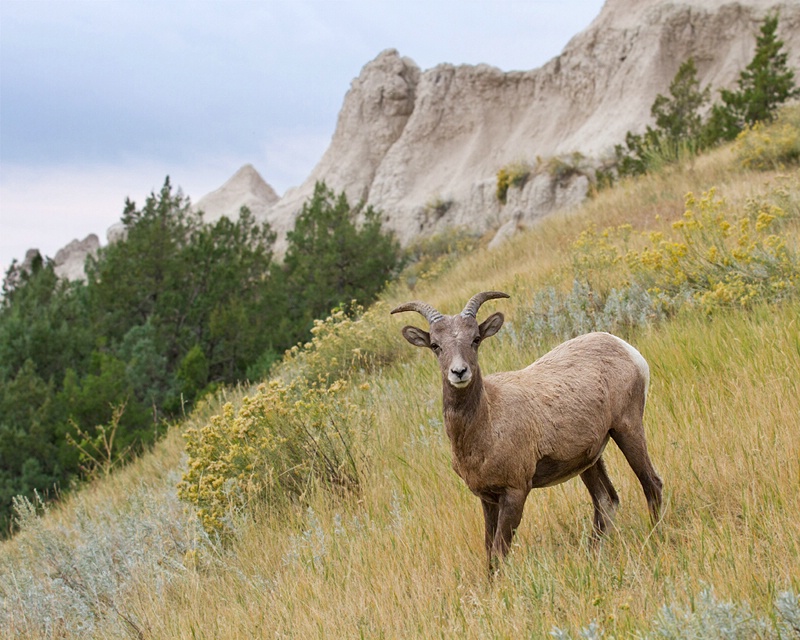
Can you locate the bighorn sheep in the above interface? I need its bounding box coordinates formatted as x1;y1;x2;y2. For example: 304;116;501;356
391;291;663;571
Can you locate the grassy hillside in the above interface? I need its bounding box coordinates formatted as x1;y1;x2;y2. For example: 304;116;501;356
2;120;799;638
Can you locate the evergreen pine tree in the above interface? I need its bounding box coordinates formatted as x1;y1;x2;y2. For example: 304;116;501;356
616;58;710;177
705;13;798;142
280;182;401;344
651;57;710;144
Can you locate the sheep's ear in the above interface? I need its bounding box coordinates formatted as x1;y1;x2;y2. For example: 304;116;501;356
479;312;504;340
401;325;431;348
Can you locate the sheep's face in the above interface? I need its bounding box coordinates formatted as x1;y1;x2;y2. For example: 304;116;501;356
400;312;504;389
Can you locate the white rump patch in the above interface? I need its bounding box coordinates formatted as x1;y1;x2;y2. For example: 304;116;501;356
605;333;650;402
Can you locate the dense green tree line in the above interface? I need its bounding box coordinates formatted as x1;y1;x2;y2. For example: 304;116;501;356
0;179;400;533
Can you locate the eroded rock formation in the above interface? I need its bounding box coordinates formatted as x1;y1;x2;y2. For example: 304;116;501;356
53;234;100;282
263;0;800;250
193;163;279;224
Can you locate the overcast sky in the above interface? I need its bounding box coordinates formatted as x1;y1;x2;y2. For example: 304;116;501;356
0;0;606;272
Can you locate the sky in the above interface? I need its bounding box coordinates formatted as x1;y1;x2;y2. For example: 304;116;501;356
0;0;606;272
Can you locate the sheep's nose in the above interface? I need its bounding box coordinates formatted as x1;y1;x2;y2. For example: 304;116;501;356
451;365;468;379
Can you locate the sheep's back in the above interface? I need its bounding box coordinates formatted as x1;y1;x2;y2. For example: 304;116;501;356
483;332;645;468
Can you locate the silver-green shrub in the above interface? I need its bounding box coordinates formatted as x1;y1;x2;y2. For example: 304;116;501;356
0;483;212;639
524;280;665;345
549;588;800;639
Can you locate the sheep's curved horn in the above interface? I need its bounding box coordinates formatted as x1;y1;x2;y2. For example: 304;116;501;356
461;291;510;319
391;301;445;324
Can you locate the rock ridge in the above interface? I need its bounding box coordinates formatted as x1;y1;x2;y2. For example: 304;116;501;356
194;164;279;224
260;0;800;252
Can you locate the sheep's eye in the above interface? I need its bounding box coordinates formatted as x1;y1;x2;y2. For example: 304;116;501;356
430;343;441;353
472;337;481;347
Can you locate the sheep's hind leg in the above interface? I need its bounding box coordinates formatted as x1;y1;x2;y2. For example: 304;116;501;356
580;456;620;538
610;428;663;526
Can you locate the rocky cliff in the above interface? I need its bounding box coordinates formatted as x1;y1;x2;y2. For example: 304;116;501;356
261;0;800;250
193;164;279;224
53;234;100;281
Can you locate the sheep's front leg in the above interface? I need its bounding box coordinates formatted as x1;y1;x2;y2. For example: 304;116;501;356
490;488;528;570
480;495;499;570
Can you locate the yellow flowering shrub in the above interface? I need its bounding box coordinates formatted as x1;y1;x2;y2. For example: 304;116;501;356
178;377;370;536
274;301;401;385
625;188;799;311
572;223;630;274
561;180;799;324
737;105;800;170
496;161;531;204
530;181;798;341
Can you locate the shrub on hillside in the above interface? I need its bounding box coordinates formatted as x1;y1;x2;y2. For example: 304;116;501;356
422;195;454;221
496;161;532;204
179;297;410;537
523;180;800;339
546;152;589;183
178;377;370;536
1;485;210;638
525;279;666;344
736;105;800;170
274;301;401;386
627;187;799;311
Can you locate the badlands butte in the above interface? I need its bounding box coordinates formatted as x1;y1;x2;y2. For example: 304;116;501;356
32;0;800;280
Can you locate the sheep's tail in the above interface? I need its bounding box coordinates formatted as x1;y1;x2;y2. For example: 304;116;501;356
608;334;650;410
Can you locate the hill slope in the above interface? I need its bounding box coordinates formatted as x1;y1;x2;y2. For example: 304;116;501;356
2;117;799;637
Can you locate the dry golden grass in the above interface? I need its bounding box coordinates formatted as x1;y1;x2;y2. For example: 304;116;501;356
2;143;799;638
112;302;798;640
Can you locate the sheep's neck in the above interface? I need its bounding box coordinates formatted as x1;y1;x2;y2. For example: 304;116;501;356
442;368;491;462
